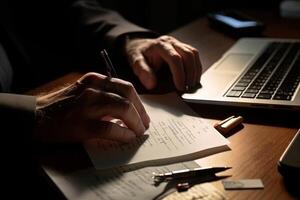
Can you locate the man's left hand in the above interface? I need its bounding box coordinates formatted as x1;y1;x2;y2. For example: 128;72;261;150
124;35;202;91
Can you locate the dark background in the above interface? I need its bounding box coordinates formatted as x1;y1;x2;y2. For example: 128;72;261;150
98;0;282;33
0;0;284;92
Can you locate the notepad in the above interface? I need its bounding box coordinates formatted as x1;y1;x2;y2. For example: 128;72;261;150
84;93;230;170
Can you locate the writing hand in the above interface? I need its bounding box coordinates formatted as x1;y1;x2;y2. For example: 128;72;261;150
34;72;150;143
125;35;202;91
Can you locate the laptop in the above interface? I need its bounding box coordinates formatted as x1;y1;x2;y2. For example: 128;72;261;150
182;38;300;111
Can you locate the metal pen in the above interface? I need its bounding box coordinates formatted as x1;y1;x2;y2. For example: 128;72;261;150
152;166;231;182
100;49;118;78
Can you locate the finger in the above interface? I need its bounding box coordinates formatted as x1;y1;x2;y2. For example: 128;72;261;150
154;41;185;91
79;73;150;127
130;52;157;90
87;120;137;143
160;35;202;86
172;42;196;87
103;78;150;128
84;89;146;136
183;44;202;84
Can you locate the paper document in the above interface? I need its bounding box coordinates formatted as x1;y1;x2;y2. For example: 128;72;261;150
45;161;199;200
162;183;227;200
85;93;229;169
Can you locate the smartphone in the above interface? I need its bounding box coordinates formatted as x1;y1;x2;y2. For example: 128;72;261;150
278;129;300;179
207;11;265;37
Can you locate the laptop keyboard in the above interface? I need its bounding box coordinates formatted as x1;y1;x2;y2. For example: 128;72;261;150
225;42;300;100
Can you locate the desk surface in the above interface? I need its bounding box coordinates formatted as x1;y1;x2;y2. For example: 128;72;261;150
31;9;300;200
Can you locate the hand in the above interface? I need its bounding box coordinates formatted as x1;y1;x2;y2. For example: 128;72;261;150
34;72;150;144
124;35;202;91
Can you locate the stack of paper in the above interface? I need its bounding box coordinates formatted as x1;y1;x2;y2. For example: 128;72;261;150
85;93;230;170
44;161;200;200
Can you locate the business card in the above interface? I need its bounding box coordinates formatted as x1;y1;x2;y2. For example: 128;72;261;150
222;179;264;190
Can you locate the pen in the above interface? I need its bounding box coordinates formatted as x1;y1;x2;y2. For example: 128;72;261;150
152;166;231;182
100;49;118;78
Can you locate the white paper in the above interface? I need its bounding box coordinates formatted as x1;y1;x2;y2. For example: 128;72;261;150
45;161;199;200
85;93;229;170
162;183;227;200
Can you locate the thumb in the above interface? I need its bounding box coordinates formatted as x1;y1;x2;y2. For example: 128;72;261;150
131;55;157;90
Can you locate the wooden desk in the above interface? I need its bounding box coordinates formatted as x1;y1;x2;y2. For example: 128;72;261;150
33;9;300;200
170;9;300;199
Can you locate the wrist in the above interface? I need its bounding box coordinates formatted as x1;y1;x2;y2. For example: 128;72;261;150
120;32;159;52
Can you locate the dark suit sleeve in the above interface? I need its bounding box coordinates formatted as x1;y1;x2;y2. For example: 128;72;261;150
70;0;159;76
72;0;158;51
0;93;36;144
0;93;46;197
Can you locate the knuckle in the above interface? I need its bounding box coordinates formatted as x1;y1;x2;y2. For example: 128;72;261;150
181;48;192;57
122;81;135;96
159;35;174;42
124;81;134;90
132;56;144;67
84;72;99;79
191;47;199;54
170;53;182;62
156;40;165;48
81;72;102;85
191;48;199;56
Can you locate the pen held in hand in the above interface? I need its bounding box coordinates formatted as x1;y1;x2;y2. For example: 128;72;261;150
100;49;118;78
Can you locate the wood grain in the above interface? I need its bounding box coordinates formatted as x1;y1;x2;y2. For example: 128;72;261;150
170;9;300;199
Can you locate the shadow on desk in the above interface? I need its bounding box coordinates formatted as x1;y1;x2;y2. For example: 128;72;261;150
282;178;300;198
187;103;300;128
36;144;91;200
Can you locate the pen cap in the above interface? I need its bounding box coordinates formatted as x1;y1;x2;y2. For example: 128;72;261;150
215;116;243;134
221;116;243;129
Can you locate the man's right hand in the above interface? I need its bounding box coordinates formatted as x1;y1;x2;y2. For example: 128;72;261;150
34;72;150;144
